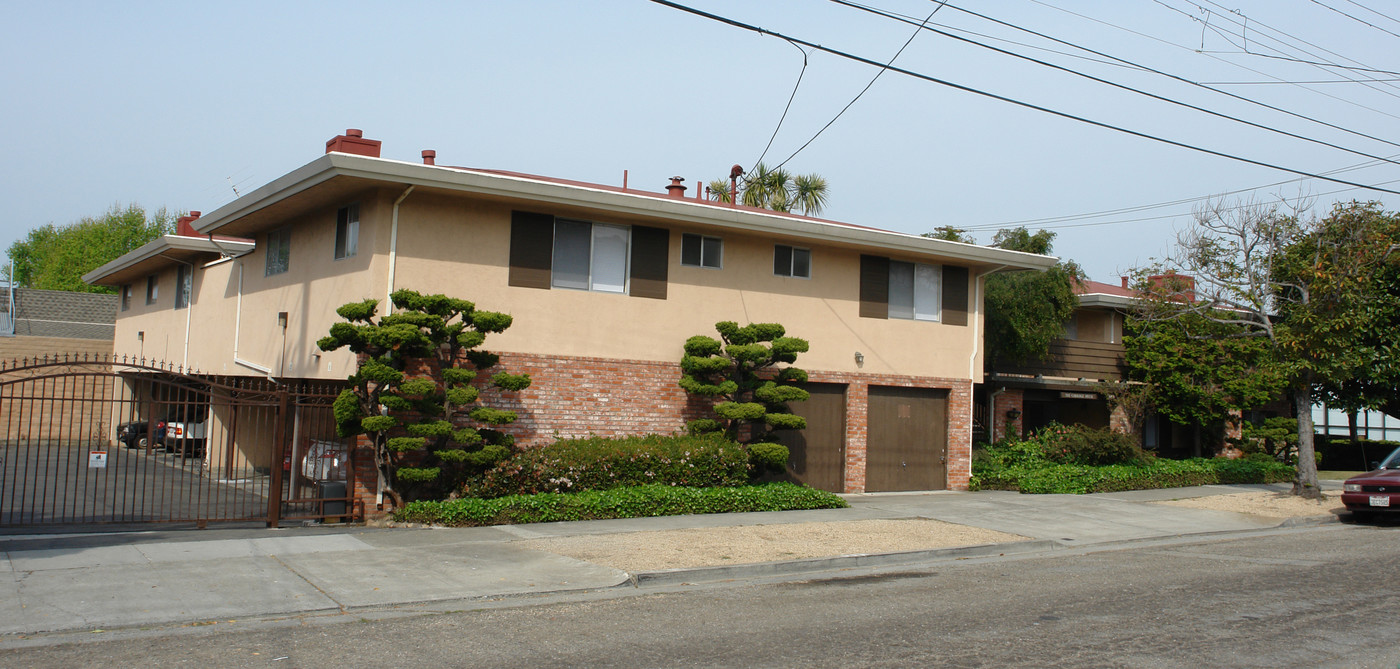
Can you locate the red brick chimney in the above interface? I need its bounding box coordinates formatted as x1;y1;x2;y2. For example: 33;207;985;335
176;211;202;237
325;128;382;158
1148;272;1196;302
665;176;687;198
421;149;436;166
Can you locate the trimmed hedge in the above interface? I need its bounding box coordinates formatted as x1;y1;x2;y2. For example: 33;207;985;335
465;433;750;498
972;427;1296;494
394;482;848;526
972;454;1295;494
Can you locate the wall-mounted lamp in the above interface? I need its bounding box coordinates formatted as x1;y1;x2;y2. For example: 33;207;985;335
277;312;288;329
1006;408;1022;421
854;351;865;367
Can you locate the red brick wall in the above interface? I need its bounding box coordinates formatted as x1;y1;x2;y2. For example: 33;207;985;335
352;352;979;512
990;388;1025;442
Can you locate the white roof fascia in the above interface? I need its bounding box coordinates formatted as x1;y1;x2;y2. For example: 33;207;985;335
82;235;256;285
1077;293;1139;309
194;152;1058;271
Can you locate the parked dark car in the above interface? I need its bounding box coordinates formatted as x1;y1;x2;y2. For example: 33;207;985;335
1341;446;1400;519
116;420;165;449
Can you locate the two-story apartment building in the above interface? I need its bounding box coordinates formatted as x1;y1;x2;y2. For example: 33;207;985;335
982;279;1135;443
84;129;1055;503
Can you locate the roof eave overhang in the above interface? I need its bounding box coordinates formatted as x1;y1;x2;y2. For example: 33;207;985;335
1077;293;1140;309
82;236;255;287
193;153;1058;272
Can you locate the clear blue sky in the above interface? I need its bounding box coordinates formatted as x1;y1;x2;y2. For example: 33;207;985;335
3;0;1398;283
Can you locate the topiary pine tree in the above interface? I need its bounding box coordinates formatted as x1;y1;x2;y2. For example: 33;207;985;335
680;322;810;471
317;289;531;508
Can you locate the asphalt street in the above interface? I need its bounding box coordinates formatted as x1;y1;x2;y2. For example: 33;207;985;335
2;524;1396;668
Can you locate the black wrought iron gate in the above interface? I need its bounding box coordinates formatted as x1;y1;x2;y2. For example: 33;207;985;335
0;355;353;529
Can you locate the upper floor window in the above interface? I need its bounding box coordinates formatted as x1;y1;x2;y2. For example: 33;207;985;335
888;261;941;321
681;233;722;269
774;244;811;278
1062;314;1079;340
552;219;629;293
175;265;192;310
859;254;969;326
508;210;669;300
120;284;131;311
266;227;291;276
145;275;159;305
335;204;359;260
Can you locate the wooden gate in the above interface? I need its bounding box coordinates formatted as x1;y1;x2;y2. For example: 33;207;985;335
0;354;352;529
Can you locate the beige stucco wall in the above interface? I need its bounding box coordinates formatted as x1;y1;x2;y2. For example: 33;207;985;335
391;195;985;381
112;188;988;382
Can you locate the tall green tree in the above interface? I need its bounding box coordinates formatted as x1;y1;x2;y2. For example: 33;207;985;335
1124;309;1288;455
1138;199;1400;498
7;203;175;294
981;228;1083;366
707;162;829;216
318;289;532;507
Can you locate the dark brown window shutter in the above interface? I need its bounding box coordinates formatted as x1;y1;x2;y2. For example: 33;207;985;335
509;211;554;289
942;265;969;326
859;254;889;319
629;225;669;299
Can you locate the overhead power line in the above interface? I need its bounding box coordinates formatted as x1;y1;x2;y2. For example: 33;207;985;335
1048;0;1400;122
645;0;1400;197
833;0;1400;167
938;1;1400;152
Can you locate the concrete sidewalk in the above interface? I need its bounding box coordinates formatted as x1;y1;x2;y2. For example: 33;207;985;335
0;482;1345;640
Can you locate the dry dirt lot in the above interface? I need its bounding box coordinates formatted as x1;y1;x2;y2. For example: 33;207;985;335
1152;490;1344;518
516;518;1026;572
515;491;1344;572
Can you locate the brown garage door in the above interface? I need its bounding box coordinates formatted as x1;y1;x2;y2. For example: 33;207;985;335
773;383;846;493
866;386;948;492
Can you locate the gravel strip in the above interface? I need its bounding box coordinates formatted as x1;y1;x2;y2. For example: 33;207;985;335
1152;491;1344;518
514;518;1027;572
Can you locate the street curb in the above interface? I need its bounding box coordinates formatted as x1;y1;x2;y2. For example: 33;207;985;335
1278;514;1344;527
624;539;1060;587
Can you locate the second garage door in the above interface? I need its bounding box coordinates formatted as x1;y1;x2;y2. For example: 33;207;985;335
866;386;948;492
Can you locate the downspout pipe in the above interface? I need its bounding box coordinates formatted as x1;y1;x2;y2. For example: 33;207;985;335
385;186;415;314
971;265;1010;446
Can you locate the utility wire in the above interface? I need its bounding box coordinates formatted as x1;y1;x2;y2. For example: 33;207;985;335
1310;0;1400;39
834;0;1400;167
1188;0;1400;97
942;1;1400;151
767;2;944;174
1342;0;1400;28
1311;0;1400;41
646;0;1400;196
750;39;811;171
1043;0;1400;122
964;154;1399;230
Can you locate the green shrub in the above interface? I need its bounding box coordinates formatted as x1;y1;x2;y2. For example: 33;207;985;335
748;442;790;473
972;454;1294;494
394;482;848;526
1039;423;1150;466
465;433;750;498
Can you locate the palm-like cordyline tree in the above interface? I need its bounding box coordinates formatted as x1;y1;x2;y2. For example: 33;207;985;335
707;162;829;216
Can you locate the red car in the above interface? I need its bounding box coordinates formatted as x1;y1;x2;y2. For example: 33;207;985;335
1342;447;1400;519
